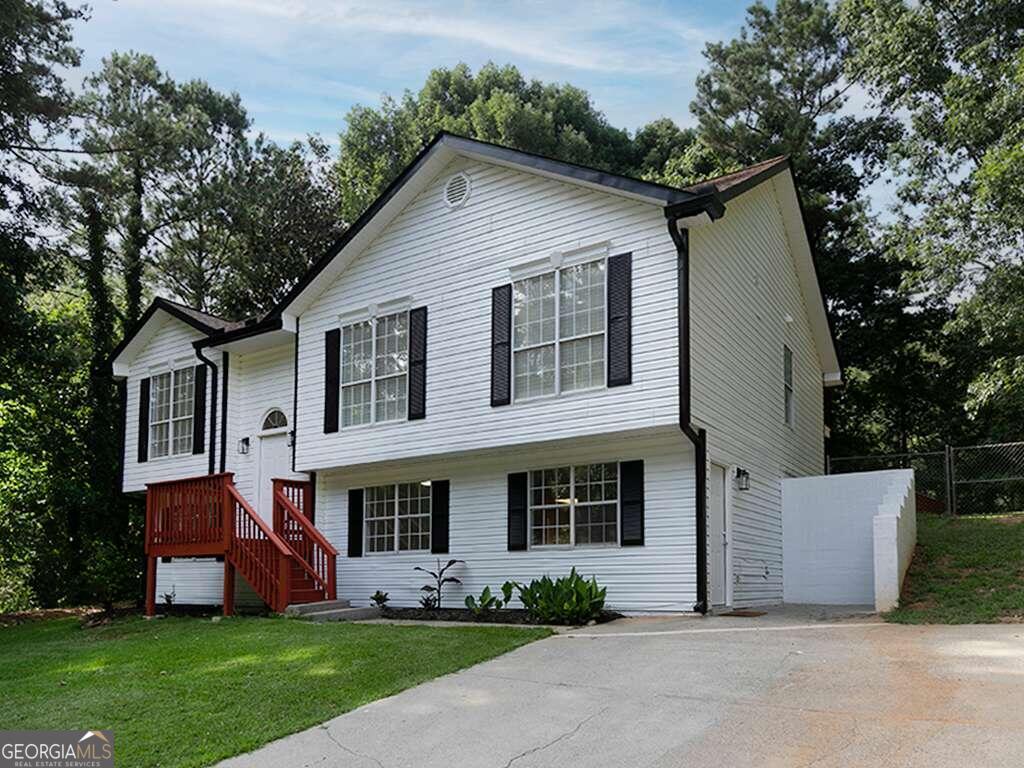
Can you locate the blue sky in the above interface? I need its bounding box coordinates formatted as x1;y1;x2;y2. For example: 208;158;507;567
71;0;758;145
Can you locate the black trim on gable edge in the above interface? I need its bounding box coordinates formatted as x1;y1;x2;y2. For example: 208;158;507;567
108;297;237;371
266;132;705;321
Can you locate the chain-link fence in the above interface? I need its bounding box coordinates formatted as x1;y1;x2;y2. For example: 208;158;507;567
950;442;1024;516
828;441;1024;516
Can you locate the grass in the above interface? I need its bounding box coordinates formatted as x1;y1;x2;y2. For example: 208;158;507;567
886;512;1024;624
1;615;549;767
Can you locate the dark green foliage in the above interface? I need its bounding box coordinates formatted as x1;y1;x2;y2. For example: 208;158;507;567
369;590;389;607
464;585;505;616
515;569;606;625
414;558;464;609
333;62;695;223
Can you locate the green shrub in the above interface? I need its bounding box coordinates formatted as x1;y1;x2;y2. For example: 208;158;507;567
515;569;606;625
464;585;504;616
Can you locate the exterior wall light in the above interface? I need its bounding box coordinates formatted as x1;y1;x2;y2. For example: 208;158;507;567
238;437;250;455
735;468;751;491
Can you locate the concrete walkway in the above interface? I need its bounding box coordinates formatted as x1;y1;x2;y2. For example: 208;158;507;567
217;609;1024;767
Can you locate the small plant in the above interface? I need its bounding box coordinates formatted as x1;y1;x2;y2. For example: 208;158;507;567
464;585;504;616
369;590;389;608
516;568;606;625
414;558;464;609
419;593;437;610
162;587;176;607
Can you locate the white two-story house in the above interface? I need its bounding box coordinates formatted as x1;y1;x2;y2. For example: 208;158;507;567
111;133;840;615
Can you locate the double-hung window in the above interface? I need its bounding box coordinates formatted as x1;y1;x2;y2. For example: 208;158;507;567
783;344;795;427
512;259;605;400
341;311;408;427
529;463;619;547
364;482;431;553
149;366;194;458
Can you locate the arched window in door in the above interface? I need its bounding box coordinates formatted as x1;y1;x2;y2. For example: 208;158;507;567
262;409;288;431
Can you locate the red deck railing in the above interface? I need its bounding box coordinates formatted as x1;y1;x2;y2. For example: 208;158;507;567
273;479;337;601
144;473;332;616
226;483;292;613
145;473;228;555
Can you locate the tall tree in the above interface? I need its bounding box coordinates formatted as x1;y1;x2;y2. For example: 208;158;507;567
0;0;91;610
147;79;249;310
333;62;673;223
77;53;181;327
688;0;959;454
840;0;1024;442
216;135;343;318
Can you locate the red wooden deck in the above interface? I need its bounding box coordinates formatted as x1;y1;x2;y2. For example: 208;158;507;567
144;473;337;615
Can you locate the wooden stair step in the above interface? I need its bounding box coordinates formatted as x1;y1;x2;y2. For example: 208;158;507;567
289;587;326;603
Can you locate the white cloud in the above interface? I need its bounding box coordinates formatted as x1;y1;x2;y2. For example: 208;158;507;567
164;0;710;75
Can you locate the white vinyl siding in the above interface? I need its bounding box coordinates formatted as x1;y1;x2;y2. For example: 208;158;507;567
689;179;826;607
320;430;695;613
295;157;675;472
122;319;215;492
512;259;605;400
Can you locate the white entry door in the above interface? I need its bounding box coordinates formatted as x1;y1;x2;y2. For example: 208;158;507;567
709;464;729;606
256;431;292;523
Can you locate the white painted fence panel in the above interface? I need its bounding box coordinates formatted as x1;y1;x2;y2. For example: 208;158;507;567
782;469;916;610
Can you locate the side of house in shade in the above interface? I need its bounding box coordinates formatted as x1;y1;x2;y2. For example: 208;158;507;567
110;133;840;615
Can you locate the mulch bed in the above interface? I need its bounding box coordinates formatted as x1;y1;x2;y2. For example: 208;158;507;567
380;606;621;626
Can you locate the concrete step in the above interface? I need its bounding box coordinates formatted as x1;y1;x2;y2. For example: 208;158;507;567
304;606;381;623
284;599;351;616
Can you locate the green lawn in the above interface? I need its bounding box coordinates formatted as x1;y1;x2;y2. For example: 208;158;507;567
886;512;1024;624
1;615;549;767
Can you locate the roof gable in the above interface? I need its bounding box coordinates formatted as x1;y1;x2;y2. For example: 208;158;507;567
109;298;241;378
272;133;703;321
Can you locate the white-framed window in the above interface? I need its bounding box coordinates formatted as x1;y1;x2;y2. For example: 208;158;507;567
341;311;408;427
364;482;431;553
512;259;606;400
150;366;195;458
783;344;795;427
529;463;619;547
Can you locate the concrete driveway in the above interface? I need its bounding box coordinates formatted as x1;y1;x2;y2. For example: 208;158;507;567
218;609;1024;767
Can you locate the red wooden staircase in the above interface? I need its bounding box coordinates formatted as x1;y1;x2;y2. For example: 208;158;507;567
143;473;337;616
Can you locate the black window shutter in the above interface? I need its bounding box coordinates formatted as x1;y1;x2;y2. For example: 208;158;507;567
491;285;512;406
192;364;207;454
607;252;633;387
507;472;528;551
620;459;645;546
408;306;427;420
347;488;363;558
324;328;341;433
430;479;449;554
137;377;151;463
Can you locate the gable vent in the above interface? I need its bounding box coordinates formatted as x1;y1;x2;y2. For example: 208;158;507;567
443;172;471;209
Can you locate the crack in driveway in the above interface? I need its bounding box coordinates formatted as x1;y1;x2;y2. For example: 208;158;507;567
502;707;609;768
321;725;384;768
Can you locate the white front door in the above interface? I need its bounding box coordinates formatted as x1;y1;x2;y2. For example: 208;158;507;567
709;464;729;606
256;432;292;522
